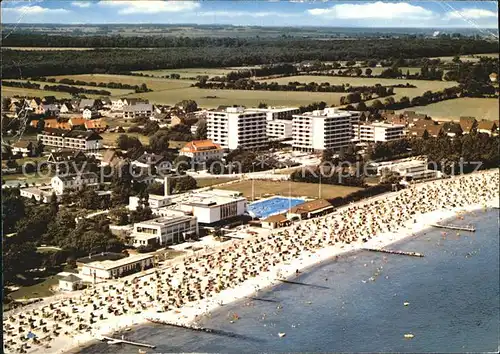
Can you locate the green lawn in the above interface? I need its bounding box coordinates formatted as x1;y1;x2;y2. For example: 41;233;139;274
133;67;235;79
195;177;238;188
47;74;196;92
8;275;59;300
259;75;458;103
396;98;499;121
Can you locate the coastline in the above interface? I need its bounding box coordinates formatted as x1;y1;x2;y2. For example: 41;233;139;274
5;170;498;354
71;198;499;354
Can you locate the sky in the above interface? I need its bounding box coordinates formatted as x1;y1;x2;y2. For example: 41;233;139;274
1;1;498;28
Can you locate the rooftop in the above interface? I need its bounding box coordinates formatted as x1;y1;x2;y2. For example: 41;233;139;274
81;253;154;271
294;108;351;119
289;199;333;214
181;140;222;153
134;213;193;227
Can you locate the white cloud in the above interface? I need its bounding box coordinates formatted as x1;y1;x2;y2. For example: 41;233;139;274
445;9;497;20
2;5;70;15
71;2;92;8
98;1;200;15
199;11;298;18
308;1;434;20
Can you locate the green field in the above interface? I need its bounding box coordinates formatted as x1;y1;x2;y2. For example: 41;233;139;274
430;53;499;62
47;74;196;91
100;132;151;146
217;180;362;200
195;177;238;188
260;75;458;102
135;87;346;107
397;98;499;121
133;67;235;79
2;86;73;99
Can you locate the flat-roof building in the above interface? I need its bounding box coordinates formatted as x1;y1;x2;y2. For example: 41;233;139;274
206;107;268;150
251;107;300;121
79;253;154;279
267;119;293;141
131;211;198;247
292;108;352;152
37;129;102;151
353;122;405;142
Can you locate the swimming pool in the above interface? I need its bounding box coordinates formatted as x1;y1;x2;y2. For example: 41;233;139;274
247;196;305;219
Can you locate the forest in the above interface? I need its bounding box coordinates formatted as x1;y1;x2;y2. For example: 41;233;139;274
2;37;498;78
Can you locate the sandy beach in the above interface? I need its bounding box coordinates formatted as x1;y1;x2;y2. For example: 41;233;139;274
3;169;499;354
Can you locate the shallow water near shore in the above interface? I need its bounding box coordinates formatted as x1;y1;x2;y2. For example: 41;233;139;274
81;208;499;353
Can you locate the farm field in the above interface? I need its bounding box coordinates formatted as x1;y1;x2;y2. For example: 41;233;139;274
2;47;95;51
47;74;195;91
10;80;134;96
2;86;72;99
132;68;235;78
260;75;458;102
397;98;499;121
430;53;499;62
217;180;362;200
135;87;346;108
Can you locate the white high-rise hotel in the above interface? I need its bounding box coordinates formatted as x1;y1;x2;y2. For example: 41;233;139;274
292;108;353;152
206;107;268;150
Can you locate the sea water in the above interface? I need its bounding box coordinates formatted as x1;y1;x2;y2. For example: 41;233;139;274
81;208;499;353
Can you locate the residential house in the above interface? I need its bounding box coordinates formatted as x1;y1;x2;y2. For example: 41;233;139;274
123;104;153;120
124;98;149;106
11;141;34;157
261;214;290;229
69;118;87;128
60;102;75;113
47;149;87;165
101;149;126;168
441;122;463;137
78;99;101;112
28;98;42;110
459;116;477;134
35;104;60;116
170;115;183;127
179;140;223;163
83;108;99;119
85;119;108;133
51;172;99;195
477;120;498;136
111;98;125;111
30;118;71;131
100;97;112;108
489;73;498;83
38;129;103;151
131;152;166;169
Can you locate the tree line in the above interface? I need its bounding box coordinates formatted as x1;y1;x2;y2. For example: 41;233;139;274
3;37;497;78
33;77;152;93
2;80;112;96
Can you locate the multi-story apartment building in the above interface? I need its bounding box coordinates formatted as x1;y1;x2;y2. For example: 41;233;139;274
292;108;352;152
123;104;153;120
251;107;300;121
266;119;293;141
37;129;102;151
353;122;405;142
206;107;268;150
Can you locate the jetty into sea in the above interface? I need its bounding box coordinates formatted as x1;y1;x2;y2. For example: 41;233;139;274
431;223;476;232
100;335;155;349
364;248;424;257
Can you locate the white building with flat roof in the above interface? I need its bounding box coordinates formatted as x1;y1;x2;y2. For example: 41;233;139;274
129;194;172;211
131;211;198;247
292;108;352;152
353;122;405;142
79;253;154;279
267;119;293;141
206;107;268;150
160;189;247;225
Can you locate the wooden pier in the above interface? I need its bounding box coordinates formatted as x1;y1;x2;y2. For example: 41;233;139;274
363;248;424;257
431;223;476;232
100;335;155;349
